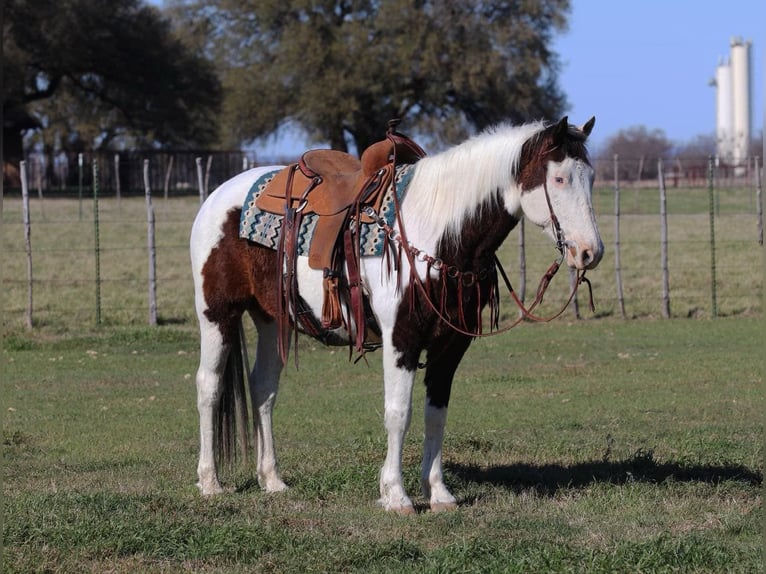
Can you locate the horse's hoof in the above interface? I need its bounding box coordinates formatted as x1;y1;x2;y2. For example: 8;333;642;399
263;479;289;493
197;481;224;496
392;505;417;516
430;501;458;513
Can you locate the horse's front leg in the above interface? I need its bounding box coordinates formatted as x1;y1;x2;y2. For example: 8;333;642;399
379;336;417;515
422;335;472;512
251;319;288;492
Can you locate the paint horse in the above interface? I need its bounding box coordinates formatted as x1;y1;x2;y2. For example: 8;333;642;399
190;117;603;514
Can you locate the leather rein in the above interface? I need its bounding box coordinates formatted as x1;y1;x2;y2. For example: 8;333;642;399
372;142;595;341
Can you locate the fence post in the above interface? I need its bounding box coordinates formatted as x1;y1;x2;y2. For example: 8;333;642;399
35;156;46;220
144;159;158;326
569;267;581;319
755;156;763;246
93;159;102;326
205;155;213;197
164;155;174;201
658;159;670;318
21;161;34;329
517;217;526;316
196;157;206;206
78;153;84;220
613;154;626;318
114;153;122;209
707;156;718;318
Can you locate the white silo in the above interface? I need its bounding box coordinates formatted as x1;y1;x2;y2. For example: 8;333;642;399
729;37;752;166
714;58;734;160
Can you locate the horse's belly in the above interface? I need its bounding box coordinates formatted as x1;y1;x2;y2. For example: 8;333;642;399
294;258;355;345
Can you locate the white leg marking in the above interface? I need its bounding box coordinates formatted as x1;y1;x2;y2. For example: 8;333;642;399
251;320;288;492
195;319;227;495
422;402;457;512
378;334;416;514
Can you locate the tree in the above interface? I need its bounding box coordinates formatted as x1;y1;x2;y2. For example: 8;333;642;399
598;126;673;181
2;0;223;166
166;0;571;153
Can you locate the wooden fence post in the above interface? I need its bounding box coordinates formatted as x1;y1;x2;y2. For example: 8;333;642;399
517;217;526;316
35;156;46;220
204;155;213;197
196;157;206;206
21;161;34;329
93;159;102;326
658;159;670;318
164;155;174;201
78;153;84;221
569;267;580;319
613;154;626;318
114;153;121;208
707;156;718;318
144;159;158;326
755;156;763;246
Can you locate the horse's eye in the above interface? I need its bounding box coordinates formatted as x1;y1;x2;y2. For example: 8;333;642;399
555;177;565;184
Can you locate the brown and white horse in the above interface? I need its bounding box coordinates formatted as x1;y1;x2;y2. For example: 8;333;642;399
190;117;603;514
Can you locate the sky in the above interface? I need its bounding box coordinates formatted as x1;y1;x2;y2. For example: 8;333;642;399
552;0;764;152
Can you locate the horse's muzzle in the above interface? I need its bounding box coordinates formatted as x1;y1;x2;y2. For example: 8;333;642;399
566;239;603;270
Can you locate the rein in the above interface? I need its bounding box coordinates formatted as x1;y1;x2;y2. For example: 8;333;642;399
373;171;595;344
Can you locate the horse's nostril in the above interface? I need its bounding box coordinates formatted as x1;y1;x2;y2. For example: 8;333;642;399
581;249;593;266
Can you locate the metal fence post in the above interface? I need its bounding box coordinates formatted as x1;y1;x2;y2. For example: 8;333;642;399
658;159;670;318
144;159;158;326
707;156;718;318
614;154;626;318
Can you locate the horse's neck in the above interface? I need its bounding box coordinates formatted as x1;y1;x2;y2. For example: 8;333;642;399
435;194;519;270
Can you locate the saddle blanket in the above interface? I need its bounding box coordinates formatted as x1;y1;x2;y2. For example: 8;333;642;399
239;164;416;259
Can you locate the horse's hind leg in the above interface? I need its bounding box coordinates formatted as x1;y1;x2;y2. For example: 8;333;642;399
250;317;288;492
195;315;230;495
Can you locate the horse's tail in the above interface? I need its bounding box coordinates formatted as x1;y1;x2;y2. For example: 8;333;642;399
216;319;251;471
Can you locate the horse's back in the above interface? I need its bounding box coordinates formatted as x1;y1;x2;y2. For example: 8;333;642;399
191;166;284;270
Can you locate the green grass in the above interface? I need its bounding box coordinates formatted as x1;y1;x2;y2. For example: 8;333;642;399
3;317;762;572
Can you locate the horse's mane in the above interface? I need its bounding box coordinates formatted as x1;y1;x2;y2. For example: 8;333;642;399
405;121;546;244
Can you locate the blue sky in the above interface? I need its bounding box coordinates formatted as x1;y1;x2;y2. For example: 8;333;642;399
554;1;763;151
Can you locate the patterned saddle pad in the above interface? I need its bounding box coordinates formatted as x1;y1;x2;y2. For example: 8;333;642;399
239;164;416;258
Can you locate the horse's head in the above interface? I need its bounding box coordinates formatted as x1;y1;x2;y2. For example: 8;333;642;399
517;116;603;270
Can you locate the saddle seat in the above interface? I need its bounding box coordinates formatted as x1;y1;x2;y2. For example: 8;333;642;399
256;137;419;270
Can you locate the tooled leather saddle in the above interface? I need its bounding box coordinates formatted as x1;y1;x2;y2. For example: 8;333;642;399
255;121;426;363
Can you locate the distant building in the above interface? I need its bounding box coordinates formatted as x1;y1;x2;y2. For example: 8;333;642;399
710;37;752;167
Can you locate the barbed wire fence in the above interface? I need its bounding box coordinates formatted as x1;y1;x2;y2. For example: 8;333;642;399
2;152;763;330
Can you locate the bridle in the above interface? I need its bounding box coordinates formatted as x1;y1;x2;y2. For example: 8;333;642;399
370;162;595;344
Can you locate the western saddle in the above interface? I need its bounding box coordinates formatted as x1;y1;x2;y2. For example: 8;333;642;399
255;121;426;362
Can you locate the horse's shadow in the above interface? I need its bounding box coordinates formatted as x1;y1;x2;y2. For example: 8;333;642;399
447;454;762;499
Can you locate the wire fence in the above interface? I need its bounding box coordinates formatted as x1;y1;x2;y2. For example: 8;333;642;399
1;153;763;331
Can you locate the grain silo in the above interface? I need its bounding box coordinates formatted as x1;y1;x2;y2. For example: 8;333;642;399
714;57;734;160
711;37;753;167
729;37;752;166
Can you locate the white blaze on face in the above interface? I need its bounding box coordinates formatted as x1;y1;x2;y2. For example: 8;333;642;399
519;157;603;270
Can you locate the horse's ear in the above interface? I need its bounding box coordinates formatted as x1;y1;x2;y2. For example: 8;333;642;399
581;116;596;137
552;116;569;142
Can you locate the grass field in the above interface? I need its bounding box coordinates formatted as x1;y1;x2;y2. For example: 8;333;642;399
2;183;763;571
3;316;762;573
